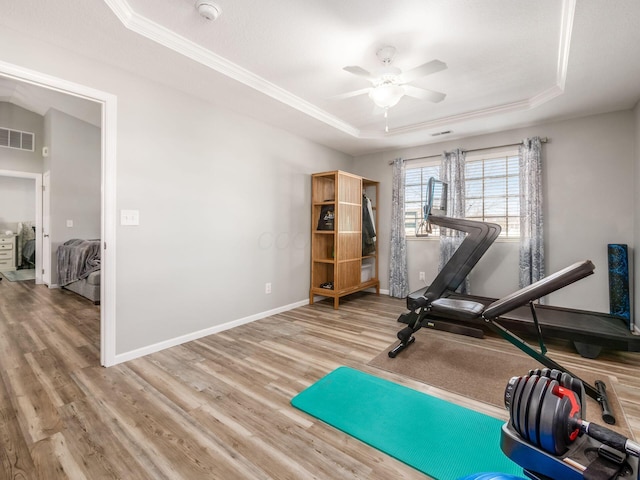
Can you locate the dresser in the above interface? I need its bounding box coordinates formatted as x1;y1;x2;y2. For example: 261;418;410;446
0;234;17;272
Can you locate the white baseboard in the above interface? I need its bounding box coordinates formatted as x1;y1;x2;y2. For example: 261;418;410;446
113;290;391;366
113;298;311;365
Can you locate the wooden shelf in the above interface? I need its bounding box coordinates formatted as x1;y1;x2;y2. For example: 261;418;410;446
309;170;380;309
313;258;335;264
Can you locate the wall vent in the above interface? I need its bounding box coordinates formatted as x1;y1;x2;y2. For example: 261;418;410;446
0;127;35;152
431;130;452;137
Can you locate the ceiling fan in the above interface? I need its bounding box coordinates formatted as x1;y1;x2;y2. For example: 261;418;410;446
336;46;447;111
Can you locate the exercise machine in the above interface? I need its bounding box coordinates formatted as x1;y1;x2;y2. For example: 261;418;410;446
389;177;640;422
501;369;639;480
390;257;617;424
398;178;639;359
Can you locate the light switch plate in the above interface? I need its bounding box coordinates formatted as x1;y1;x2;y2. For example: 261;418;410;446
120;210;140;226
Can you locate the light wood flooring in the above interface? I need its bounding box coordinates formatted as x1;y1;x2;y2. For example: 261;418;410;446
1;279;639;479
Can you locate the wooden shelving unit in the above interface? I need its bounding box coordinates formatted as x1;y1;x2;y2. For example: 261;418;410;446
309;170;380;309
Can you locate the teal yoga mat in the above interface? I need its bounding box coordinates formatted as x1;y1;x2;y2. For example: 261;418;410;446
291;367;523;480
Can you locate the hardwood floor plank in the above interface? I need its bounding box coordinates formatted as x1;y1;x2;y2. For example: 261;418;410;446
0;405;36;479
1;281;639;479
24;350;87;408
2;364;62;444
57;398;163;480
32;432;89;480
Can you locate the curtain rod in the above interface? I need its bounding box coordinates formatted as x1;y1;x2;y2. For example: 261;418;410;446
388;137;549;164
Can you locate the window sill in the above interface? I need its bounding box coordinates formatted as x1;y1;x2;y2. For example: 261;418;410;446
406;235;520;243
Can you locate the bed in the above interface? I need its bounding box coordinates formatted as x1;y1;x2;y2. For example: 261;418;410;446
17;221;36;268
57;239;101;304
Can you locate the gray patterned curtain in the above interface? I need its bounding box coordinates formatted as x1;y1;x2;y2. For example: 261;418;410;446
519;137;544;287
389;157;409;298
440;149;469;293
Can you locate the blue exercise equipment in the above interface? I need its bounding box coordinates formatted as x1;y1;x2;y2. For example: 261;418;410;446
457;473;526;480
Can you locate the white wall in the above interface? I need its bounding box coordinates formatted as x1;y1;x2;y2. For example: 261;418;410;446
353;110;636;314
0;27;352;356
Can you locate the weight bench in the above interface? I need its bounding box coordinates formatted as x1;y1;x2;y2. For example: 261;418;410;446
390;259;616;424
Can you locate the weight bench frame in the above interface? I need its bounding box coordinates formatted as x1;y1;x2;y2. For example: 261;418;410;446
390;259;616;424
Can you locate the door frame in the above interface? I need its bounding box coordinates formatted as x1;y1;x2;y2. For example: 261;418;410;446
42;170;50;285
0;170;42;284
0;60;117;367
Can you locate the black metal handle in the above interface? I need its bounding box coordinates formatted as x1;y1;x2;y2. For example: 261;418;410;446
595;380;616;425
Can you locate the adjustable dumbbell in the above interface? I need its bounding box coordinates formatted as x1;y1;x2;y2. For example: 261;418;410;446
504;370;640;458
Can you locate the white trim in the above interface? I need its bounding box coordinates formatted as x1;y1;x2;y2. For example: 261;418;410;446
0;169;42;284
465;146;519;161
104;0;575;140
0;60;118;368
112;299;311;364
557;0;576;91
114;291;392;364
101;87;118;368
103;0;359;138
405;156;440;169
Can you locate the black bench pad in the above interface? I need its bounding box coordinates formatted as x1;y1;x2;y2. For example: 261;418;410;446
430;298;485;321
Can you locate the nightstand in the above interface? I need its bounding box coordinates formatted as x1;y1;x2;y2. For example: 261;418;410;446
0;234;17;272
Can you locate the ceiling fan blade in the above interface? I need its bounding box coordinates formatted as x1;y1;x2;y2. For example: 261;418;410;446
402;59;447;83
343;66;376;81
403;85;446;103
330;88;371;100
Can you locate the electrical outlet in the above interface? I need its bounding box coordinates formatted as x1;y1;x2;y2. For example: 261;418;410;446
265;282;272;294
419;271;425;281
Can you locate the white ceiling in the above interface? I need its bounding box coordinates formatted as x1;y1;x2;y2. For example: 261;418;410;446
1;0;640;156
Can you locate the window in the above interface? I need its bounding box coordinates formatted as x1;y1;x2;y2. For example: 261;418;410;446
404;150;520;237
465;152;520;237
404;162;440;236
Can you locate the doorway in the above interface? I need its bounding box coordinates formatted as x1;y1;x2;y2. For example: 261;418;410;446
0;171;42;282
0;59;117;366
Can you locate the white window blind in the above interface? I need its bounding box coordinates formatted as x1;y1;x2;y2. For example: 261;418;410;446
404;149;520;237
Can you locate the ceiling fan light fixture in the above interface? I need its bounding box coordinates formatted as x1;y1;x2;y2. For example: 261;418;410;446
369;84;405;109
196;0;222;21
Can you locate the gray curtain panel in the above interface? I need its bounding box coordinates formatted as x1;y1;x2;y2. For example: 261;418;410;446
440;149;469;293
389;157;409;298
519;137;544;287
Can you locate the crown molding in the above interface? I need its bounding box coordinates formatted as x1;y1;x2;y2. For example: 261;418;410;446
103;0;360;138
385;0;575;138
104;0;575;141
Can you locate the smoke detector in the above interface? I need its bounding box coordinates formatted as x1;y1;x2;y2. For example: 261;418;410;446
196;1;222;21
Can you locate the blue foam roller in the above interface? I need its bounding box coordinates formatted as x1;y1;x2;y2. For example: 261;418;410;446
457;473;527;480
608;243;631;329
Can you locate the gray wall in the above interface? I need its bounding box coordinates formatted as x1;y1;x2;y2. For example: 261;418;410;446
0;102;44;173
0;102;42;238
634;101;640;329
0;26;352;356
43;108;101;285
353;110;636;314
113;76;351;353
0;176;35;232
2;21;637;359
